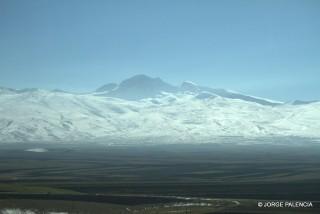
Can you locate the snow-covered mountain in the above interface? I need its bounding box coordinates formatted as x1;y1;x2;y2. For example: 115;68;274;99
94;75;281;106
0;75;319;143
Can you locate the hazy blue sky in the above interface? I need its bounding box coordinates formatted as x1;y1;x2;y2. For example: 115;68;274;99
0;0;319;101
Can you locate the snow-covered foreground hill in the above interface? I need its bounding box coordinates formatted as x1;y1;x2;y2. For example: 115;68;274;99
0;88;319;143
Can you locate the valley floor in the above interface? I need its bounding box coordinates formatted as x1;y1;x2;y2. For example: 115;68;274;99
0;140;320;213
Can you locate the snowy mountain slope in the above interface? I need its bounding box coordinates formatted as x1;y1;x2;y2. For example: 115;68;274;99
0;88;319;143
194;87;282;106
292;100;319;105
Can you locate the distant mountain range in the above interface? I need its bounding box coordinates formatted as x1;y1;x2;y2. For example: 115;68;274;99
0;75;319;143
93;74;284;106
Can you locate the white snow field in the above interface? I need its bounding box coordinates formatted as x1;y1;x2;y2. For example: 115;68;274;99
0;85;319;143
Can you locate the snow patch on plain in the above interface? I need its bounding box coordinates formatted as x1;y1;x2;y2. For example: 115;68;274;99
25;148;48;153
1;209;67;214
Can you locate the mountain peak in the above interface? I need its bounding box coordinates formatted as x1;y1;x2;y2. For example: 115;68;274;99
103;75;178;100
124;74;155;81
120;74;162;86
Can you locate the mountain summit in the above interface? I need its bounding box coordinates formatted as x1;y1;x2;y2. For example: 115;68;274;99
98;75;178;100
